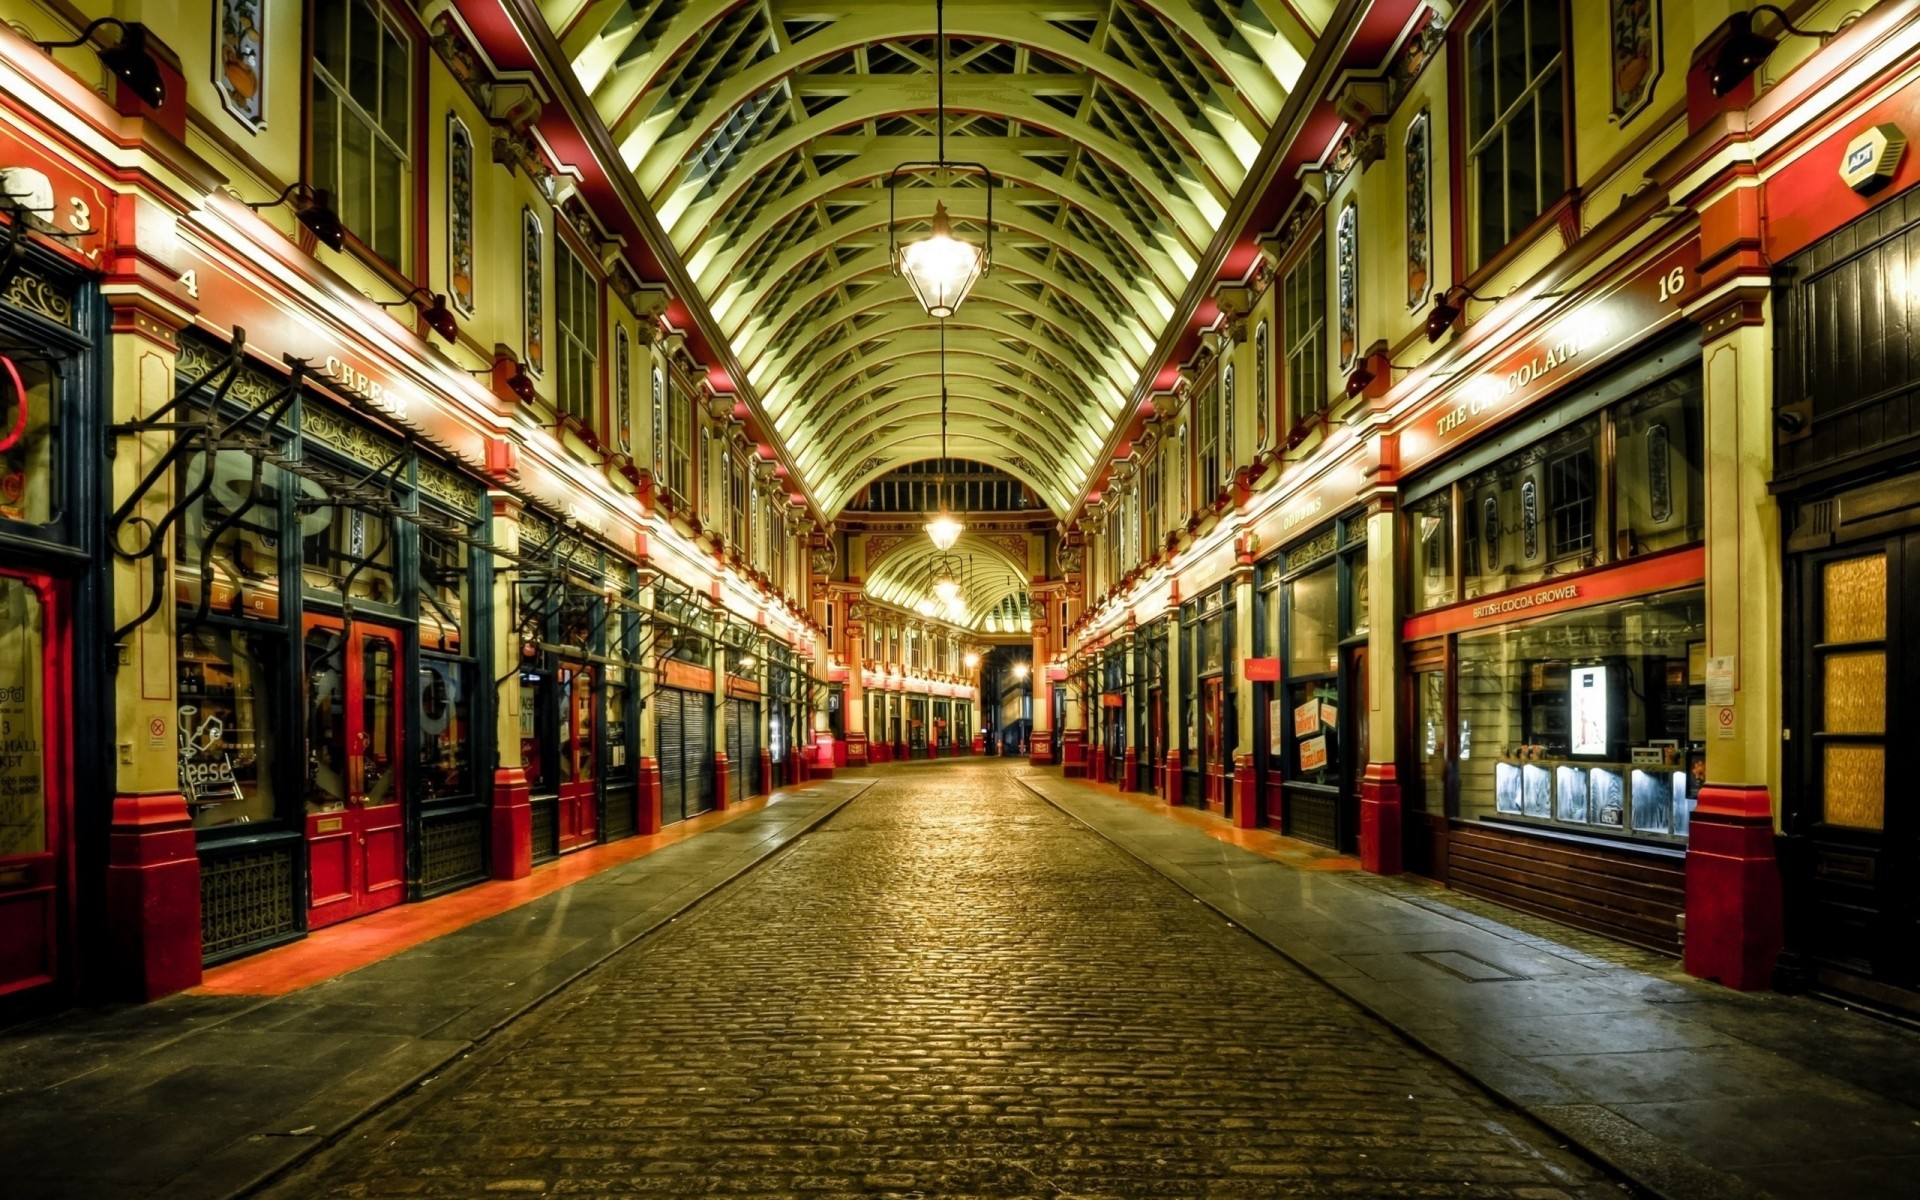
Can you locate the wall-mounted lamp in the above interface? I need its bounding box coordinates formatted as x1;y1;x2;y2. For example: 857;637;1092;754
245;182;346;252
468;353;536;403
377;286;458;343
1343;349;1417;399
34;19;165;108
1709;6;1836;98
1425;284;1498;343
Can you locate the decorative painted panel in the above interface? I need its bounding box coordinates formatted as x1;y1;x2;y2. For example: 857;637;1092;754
615;326;633;455
1405;110;1431;311
1253;320;1270;449
215;0;266;131
522;208;544;375
1336;201;1358;370
447;116;475;315
1611;0;1659;122
1220;363;1234;484
651;366;665;475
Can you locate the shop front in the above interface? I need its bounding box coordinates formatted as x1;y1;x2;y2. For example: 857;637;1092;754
1398;332;1705;952
1100;640;1129;787
652;582;717;825
1772;192;1920;1013
767;641;799;788
171;334;492;956
0;243;97;1013
1179;583;1233;812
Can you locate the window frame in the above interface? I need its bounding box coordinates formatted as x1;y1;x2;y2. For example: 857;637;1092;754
1282;228;1328;432
551;230;603;436
305;0;423;271
1455;0;1574;276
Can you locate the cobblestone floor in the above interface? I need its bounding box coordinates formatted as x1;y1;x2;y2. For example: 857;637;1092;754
264;762;1627;1199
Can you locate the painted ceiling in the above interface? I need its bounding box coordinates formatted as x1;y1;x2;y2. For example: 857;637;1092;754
539;0;1330;517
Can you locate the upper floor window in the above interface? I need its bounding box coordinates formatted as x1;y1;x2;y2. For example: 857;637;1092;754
1193;376;1219;508
1466;0;1567;268
553;239;599;429
666;375;691;501
312;0;412;266
728;452;748;550
1284;231;1326;428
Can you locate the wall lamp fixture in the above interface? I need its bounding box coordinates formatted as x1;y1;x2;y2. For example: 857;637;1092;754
246;182;346;252
377;286;458;343
1709;6;1836;98
34;18;165;108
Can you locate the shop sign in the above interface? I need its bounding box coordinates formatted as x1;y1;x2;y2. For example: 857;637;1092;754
1400;546;1704;641
176;705;243;810
0;128;113;250
660;659;713;692
1401;237;1700;471
1243;657;1280;682
1272;457;1368;539
318;354;389;405
1101;692;1125;708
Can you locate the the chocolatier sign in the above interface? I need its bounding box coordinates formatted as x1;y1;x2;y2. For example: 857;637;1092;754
1399;236;1700;470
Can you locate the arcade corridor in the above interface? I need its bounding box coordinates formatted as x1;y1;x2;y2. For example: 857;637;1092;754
256;760;1616;1199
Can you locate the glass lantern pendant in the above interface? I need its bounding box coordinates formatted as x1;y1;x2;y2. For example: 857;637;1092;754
898;201;984;318
925;510;964;551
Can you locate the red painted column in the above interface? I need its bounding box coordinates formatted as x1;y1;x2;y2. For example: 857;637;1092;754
812;732;836;780
713;751;731;810
1685;785;1782;990
1163;749;1182;804
1358;762;1403;874
490;765;532;879
847;732;869;767
105;793;202;999
1028;727;1054;766
1232;753;1258;829
1123;747;1139;793
636;758;662;834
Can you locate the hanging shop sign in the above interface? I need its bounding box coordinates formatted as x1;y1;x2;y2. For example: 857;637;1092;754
1243;657;1280;682
1400;237;1700;470
1400;545;1704;641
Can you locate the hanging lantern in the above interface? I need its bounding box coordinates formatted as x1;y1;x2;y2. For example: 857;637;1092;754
897;201;985;318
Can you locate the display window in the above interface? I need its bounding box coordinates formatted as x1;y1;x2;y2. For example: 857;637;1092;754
178;624;282;829
177;450;290;621
302;501;398;606
0;354;60;528
0;576;48;857
1457;588;1704;840
416;656;471;801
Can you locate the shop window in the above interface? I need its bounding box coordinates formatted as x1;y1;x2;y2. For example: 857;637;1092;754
1459;417;1600;599
1817;553;1888;830
302;501;396;605
1455;588;1704;840
417;528;466;652
416;656;471;800
560;666;596;785
1465;0;1566;268
1547;442;1597;560
302;625;350;812
177;450;288;621
1284;231;1327;428
0;578;47;854
1410;490;1455;612
178;625;282;830
554;240;599;431
1413;668;1447;811
0;355;58;527
606;675;631;778
1286;565;1339;679
1613;373;1704;557
311;0;412;266
728;453;747;551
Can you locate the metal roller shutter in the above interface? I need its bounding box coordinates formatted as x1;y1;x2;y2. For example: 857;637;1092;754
686;691;713;815
657;688;684;826
726;698;747;804
743;702;762;796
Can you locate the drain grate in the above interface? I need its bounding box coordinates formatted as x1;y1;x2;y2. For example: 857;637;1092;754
1410;949;1530;982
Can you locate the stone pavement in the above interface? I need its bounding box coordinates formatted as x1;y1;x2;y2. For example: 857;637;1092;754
1020;770;1920;1200
0;778;871;1200
256;759;1621;1200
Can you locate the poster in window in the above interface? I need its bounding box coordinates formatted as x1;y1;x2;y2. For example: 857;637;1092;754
215;0;266;132
1299;734;1328;773
522;209;544;375
1269;698;1285;757
1336;200;1358;369
1611;0;1660;123
447;115;475;315
1570;665;1609;756
1293;699;1319;738
1405;110;1431;310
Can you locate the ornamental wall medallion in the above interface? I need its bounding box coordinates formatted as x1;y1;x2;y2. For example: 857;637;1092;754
616;326;633;455
448;115;476;315
1405;110;1432;311
651;367;666;475
215;0;266;131
1254;320;1271;449
1611;0;1660;123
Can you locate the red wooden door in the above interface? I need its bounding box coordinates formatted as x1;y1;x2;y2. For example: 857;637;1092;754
304;618;406;930
557;661;598;852
0;571;68;1007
